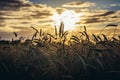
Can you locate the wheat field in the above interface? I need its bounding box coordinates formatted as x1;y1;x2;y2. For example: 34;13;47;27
0;23;120;80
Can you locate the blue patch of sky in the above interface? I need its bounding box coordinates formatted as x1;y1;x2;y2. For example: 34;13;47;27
29;0;120;10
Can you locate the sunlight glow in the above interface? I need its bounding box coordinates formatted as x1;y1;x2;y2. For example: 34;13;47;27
52;10;80;31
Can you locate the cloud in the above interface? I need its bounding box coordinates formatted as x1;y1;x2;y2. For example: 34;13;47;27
80;10;115;17
0;0;31;10
30;10;53;19
55;7;66;14
0;0;55;32
76;9;120;26
97;11;115;16
0;0;120;38
62;1;96;8
0;26;21;32
76;17;106;24
110;4;118;7
110;4;120;7
82;18;105;24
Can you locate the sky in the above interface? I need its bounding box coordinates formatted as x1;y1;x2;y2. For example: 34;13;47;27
0;0;120;40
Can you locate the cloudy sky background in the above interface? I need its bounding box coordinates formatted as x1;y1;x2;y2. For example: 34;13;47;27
0;0;120;39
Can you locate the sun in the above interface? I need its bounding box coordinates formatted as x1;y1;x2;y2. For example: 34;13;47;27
52;10;80;31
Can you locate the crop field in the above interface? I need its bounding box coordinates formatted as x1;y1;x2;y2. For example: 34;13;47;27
0;23;120;80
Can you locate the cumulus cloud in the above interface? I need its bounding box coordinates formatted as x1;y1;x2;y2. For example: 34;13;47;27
62;1;96;8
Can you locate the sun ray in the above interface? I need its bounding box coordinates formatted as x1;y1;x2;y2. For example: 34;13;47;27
52;10;81;31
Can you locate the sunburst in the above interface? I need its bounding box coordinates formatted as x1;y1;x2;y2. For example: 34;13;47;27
52;10;81;31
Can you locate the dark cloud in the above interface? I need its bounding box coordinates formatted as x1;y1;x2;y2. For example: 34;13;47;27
0;16;5;21
77;18;107;24
0;0;29;3
20;22;30;24
86;11;116;19
111;16;118;18
0;0;55;33
0;1;54;23
76;9;120;25
0;0;31;10
62;1;95;8
0;24;5;27
30;10;52;18
0;16;6;26
85;18;100;23
98;11;115;16
0;0;22;3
